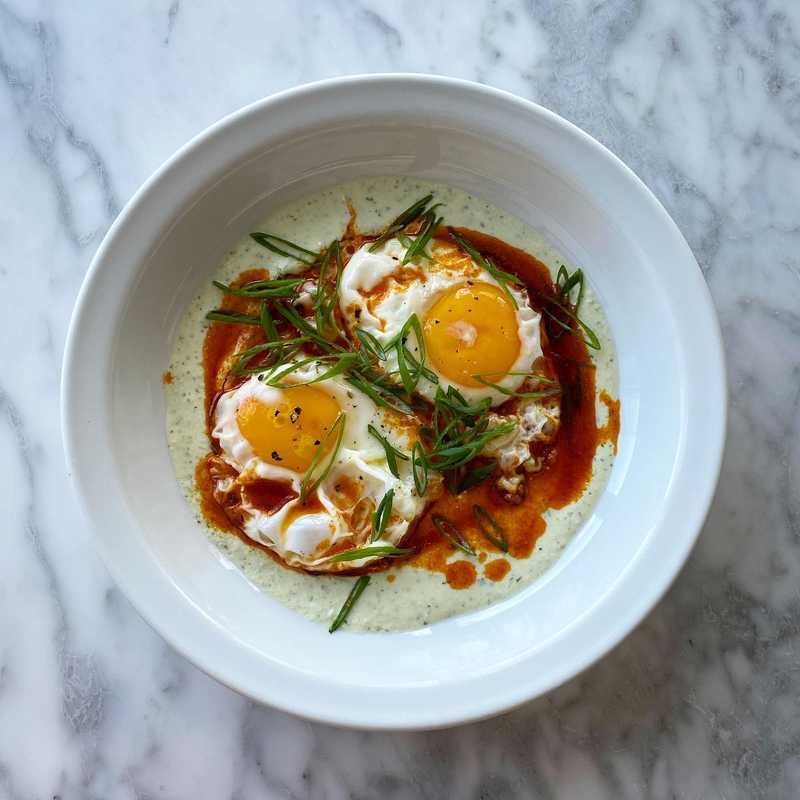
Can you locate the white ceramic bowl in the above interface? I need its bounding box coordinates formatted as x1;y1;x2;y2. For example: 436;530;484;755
62;75;725;729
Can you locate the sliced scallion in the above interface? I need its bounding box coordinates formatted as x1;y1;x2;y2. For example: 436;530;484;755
367;425;409;479
205;310;261;325
431;514;476;556
542;302;601;350
454;461;497;493
212;277;303;299
370;489;395;542
473;504;509;552
369;194;435;252
448;229;520;308
299;413;346;503
250;232;318;265
329;576;370;633
328;545;413;563
412;441;429;495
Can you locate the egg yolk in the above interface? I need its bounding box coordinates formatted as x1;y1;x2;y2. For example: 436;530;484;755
236;386;341;472
423;282;521;387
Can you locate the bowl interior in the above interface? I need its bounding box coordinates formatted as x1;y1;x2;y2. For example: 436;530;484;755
64;77;723;728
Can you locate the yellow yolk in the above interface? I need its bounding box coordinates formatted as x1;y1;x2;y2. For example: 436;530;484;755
423;282;521;387
236;386;341;472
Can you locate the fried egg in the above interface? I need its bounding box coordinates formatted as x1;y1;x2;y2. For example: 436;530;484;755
211;363;426;571
339;237;542;405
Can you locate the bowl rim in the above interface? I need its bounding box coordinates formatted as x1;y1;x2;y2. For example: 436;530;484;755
62;73;726;729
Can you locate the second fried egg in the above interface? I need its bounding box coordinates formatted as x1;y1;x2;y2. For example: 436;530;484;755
339;237;542;405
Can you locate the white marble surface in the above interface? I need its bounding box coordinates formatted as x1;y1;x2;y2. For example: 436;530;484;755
1;0;799;796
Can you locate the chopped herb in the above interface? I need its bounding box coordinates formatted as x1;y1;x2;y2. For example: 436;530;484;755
398;340;438;385
546;265;601;350
402;205;443;265
329;575;370;633
472;370;561;400
231;337;311;375
454;461;497;493
260;302;278;340
412;441;429;495
368;425;409;479
412;386;517;492
542;302;601;350
329;545;413;563
556;264;584;308
448;229;521;308
261;353;360;388
473;504;509;552
370;489;394;542
273;302;340;354
205;310;261;325
355;328;387;362
369;194;435;252
299;413;346;503
250;232;318;265
345;372;415;416
389;313;432;394
314;240;345;343
431;514;476;556
212;277;303;299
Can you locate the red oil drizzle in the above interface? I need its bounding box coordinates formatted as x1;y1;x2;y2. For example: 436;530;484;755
446;560;477;589
598;390;621;454
484;558;511;582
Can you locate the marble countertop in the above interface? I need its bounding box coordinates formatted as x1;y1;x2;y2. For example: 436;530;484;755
2;0;798;797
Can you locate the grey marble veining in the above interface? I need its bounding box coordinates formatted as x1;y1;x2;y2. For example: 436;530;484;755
1;0;798;797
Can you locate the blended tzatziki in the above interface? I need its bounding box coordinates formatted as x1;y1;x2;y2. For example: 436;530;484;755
165;176;618;632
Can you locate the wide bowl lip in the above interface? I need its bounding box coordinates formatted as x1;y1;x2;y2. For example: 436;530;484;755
62;73;726;730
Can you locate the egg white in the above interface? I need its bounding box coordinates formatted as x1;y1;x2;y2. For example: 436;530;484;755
211;364;427;571
483;399;561;474
339;238;543;406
